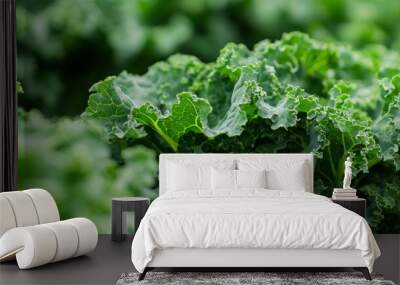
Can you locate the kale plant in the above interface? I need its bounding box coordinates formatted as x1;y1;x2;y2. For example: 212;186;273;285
85;33;400;233
18;0;400;116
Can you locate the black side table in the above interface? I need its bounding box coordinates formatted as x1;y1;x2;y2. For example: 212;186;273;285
112;197;150;242
331;198;366;218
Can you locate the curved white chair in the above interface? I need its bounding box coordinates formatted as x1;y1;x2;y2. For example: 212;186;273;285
0;189;98;269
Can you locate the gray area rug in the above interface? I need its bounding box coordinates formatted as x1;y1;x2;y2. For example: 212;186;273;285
116;272;396;285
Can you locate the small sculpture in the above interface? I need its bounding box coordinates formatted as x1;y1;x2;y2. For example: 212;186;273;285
342;156;353;189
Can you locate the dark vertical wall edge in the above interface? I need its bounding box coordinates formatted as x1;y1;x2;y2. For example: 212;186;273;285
0;0;17;192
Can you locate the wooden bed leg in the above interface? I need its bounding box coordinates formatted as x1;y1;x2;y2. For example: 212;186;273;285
354;267;371;280
138;268;148;281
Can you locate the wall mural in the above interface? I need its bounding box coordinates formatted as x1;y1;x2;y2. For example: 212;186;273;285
17;0;400;233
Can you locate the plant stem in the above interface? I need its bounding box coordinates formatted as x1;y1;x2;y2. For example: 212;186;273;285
327;144;337;181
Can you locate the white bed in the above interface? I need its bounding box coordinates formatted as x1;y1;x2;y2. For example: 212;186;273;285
131;154;380;280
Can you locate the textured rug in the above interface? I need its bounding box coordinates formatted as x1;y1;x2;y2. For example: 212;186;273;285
116;272;396;285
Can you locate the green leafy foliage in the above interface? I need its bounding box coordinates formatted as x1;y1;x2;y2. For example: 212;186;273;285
85;33;400;233
17;0;400;116
16;81;24;95
18;110;157;233
17;0;400;234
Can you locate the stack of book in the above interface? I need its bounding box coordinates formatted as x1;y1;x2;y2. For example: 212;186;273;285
332;188;358;200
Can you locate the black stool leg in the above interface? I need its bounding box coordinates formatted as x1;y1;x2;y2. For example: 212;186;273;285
138;268;148;281
354;267;371;280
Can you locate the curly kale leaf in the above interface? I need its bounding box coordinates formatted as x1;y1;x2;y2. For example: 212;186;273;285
84;75;145;141
85;32;400;232
373;74;400;169
134;92;211;151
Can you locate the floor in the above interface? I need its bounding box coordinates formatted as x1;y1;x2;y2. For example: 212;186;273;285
1;234;399;285
373;234;400;284
0;235;133;285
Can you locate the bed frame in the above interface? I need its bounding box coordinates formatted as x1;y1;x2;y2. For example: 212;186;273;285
139;154;371;280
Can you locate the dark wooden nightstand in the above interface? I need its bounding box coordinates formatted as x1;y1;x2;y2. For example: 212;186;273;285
112;197;150;242
331;198;366;218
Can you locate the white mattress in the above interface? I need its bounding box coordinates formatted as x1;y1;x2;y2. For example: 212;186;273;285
148;248;365;267
131;190;380;273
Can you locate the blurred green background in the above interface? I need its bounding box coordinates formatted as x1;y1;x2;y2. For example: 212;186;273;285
17;0;400;233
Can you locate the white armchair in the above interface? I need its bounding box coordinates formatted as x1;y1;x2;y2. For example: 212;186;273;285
0;189;98;269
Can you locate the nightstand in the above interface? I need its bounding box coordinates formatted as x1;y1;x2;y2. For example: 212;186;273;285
112;197;150;242
331;198;366;218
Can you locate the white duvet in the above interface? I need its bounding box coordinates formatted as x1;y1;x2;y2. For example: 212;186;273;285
131;190;380;273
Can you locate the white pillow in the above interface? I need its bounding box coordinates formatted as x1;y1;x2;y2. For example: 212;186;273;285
266;166;307;191
238;159;308;191
212;168;237;190
167;162;211;191
212;169;268;190
236;169;267;189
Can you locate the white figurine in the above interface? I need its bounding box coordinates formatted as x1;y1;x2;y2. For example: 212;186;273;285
342;156;353;189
